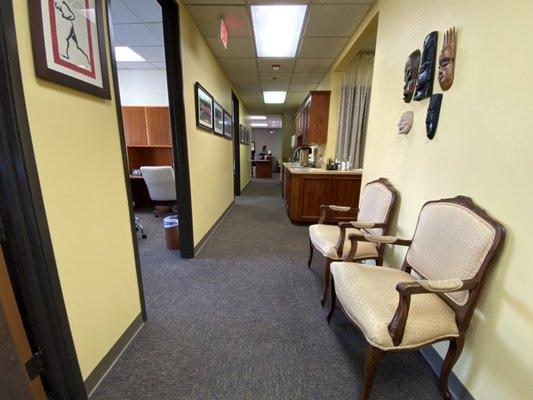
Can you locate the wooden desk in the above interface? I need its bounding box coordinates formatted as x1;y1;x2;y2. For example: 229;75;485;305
255;159;272;178
129;176;152;207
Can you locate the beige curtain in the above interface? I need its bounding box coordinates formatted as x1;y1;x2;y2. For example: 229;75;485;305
335;53;374;168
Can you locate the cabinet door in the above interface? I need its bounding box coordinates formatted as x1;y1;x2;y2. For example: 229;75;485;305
300;175;330;220
328;176;361;220
146;107;171;146
123;107;148;146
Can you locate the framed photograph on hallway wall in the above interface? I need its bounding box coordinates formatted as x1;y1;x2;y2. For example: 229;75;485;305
213;101;224;135
28;0;110;99
195;82;213;131
223;110;233;140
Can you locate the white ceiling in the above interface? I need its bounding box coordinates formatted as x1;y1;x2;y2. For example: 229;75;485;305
111;0;374;114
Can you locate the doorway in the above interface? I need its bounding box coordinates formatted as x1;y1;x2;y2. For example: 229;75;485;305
107;0;194;259
232;91;241;196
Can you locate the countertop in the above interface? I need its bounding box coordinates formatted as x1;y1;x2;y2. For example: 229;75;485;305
283;162;363;175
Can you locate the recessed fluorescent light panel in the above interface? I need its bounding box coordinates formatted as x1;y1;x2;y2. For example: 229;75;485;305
263;91;286;104
251;5;307;58
251;122;268;128
250;115;267;120
115;46;145;62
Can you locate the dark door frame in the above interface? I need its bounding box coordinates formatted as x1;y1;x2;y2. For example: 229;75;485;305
232;91;241;196
0;0;86;398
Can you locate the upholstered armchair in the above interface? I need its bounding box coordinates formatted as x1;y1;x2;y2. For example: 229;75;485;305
327;196;505;399
308;178;397;305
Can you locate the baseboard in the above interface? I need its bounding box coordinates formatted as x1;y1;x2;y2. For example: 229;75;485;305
194;200;234;255
241;180;251;193
84;313;144;396
420;346;475;400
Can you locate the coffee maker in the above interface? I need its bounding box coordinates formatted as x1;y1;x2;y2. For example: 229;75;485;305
292;144;318;167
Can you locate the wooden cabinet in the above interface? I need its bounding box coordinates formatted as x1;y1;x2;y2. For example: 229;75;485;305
122;106;173;207
123;107;148;146
283;167;361;224
294;91;330;145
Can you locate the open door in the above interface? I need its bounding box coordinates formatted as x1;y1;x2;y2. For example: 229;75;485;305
0;247;47;399
232;91;241;196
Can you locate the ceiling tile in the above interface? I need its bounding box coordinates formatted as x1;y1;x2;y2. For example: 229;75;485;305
298;37;348;58
131;46;165;62
114;23;162;47
234;83;262;92
111;0;140;24
294;58;334;73
286;91;308;100
261;83;289;91
227;72;260;83
146;23;164;40
256;58;295;73
305;5;368;37
289;83;318;92
187;6;251;37
219;58;257;73
291;72;324;84
312;0;373;3
184;0;245;4
260;72;292;84
117;61;158;70
152;62;167;69
123;0;162;23
206;37;255;58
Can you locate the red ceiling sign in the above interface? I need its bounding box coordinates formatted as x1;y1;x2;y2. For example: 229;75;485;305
220;18;228;50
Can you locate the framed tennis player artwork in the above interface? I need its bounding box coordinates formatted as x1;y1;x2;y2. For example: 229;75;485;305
28;0;111;99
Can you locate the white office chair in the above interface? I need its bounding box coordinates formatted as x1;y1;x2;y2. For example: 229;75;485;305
140;166;177;216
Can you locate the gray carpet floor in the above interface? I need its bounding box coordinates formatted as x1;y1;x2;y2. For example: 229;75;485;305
90;178;441;399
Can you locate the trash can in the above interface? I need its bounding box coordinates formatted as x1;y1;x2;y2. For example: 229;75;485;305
163;215;180;250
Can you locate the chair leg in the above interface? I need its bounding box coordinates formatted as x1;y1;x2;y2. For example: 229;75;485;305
308;239;314;268
439;336;465;399
359;343;384;400
326;276;336;323
320;259;332;306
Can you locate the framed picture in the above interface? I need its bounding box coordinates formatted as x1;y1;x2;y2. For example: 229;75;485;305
239;124;245;144
245;128;250;145
28;0;110;99
251;141;255;151
223;110;233;140
195;82;213;131
213;101;224;135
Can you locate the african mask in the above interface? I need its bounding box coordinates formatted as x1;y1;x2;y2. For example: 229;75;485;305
398;111;414;134
414;31;438;101
403;50;421;103
438;27;457;91
425;94;443;139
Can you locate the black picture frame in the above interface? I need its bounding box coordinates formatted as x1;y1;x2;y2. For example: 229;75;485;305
223;110;233;140
213;101;224;135
194;82;213;131
28;0;111;99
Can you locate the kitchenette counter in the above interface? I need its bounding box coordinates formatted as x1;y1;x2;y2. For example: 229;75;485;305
283;163;363;175
282;163;362;224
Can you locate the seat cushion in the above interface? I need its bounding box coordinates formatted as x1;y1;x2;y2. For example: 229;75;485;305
309;224;378;260
330;262;459;350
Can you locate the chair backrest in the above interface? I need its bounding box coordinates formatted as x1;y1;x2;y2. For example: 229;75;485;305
140;166;176;202
357;178;397;236
404;196;505;314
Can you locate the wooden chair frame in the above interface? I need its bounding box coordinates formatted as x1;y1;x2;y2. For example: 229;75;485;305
308;178;398;306
326;196;505;399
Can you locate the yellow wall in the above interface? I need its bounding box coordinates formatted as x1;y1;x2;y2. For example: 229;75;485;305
320;0;533;398
179;1;250;243
13;1;141;379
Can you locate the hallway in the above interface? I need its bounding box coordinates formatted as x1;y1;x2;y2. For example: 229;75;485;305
91;179;440;399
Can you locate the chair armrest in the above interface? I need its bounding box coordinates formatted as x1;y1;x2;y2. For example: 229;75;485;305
341;233;412;261
387;278;479;346
335;222;387;258
318;204;358;224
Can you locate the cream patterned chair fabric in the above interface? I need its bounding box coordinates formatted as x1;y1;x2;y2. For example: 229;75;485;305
331;262;459;350
309;225;378;259
405;202;497;305
309;179;395;261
